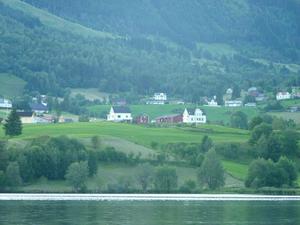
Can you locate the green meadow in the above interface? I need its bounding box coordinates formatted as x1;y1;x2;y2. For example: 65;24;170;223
0;122;250;147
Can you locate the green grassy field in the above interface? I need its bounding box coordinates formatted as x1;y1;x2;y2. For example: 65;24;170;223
223;160;249;180
70;88;109;101
0;73;26;98
269;112;300;124
280;99;300;108
87;104;259;124
0;122;250;147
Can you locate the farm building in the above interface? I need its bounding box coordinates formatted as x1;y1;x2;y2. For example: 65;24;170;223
30;103;48;114
146;92;167;105
225;100;243;107
107;106;132;122
276;92;291;100
0;98;12;109
182;108;206;124
134;114;149;124
16;111;35;124
155;114;182;124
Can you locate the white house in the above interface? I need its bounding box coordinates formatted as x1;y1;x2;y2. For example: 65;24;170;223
182;108;206;124
206;96;219;107
107;106;132;122
0;98;12;109
154;93;167;101
276;92;291;100
146;93;167;104
225;100;243;107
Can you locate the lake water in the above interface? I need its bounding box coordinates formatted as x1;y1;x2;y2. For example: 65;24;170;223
0;195;300;225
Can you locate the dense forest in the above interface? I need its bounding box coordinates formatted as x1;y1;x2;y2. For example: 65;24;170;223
0;0;299;101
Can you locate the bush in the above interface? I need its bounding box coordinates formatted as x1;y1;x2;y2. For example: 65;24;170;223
245;157;297;188
154;166;178;192
179;179;196;193
97;147;128;163
5;162;22;187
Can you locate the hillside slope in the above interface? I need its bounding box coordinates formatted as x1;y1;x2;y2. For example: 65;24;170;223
0;0;299;100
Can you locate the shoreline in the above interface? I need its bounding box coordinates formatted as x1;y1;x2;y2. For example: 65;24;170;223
1;193;300;201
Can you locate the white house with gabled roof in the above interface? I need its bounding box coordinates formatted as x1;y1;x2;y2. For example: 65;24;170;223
276;92;291;100
182;108;206;124
107;106;132;122
0;98;12;109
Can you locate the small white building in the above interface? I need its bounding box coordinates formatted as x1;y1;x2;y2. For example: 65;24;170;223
226;88;233;95
0;98;12;109
154;93;167;101
146;93;167;104
206;96;219;107
245;102;257;107
107;106;132;122
182;108;206;124
225;100;243;107
276;92;291;101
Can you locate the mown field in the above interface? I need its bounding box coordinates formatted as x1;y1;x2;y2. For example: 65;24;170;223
0;122;250;147
87;104;259;124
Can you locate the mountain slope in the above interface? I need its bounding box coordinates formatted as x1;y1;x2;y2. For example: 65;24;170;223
0;0;299;100
22;0;300;58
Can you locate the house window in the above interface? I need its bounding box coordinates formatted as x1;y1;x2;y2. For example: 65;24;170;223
118;115;121;118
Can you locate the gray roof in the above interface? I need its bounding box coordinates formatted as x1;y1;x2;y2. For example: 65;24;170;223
112;106;131;113
186;108;196;115
30;103;48;111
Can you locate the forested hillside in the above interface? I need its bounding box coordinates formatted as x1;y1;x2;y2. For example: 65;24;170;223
0;0;299;100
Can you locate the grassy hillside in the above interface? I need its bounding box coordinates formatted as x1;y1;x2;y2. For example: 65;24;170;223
0;73;26;98
0;122;250;147
88;104;259;124
1;0;117;39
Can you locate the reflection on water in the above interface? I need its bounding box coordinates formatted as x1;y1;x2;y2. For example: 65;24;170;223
0;201;300;225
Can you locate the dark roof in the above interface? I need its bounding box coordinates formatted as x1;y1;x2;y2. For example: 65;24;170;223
185;108;206;116
155;114;181;120
16;111;33;117
112;106;131;113
30;103;48;111
186;108;196;115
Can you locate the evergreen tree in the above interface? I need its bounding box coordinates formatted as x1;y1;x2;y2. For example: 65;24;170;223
3;109;22;136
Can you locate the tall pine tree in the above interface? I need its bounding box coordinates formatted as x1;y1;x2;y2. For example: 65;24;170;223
4;109;22;136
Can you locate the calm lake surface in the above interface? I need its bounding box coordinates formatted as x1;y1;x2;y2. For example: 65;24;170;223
1;199;300;225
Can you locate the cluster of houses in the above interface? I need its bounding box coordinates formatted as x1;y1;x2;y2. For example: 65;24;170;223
107;106;207;124
0;96;76;124
276;87;300;101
